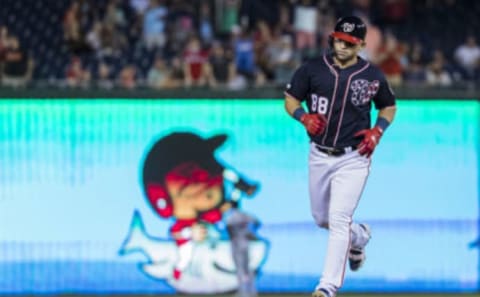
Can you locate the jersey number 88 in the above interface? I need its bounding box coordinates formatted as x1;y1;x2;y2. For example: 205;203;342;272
311;94;329;115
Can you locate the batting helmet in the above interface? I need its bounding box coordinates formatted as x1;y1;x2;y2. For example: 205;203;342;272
330;16;366;45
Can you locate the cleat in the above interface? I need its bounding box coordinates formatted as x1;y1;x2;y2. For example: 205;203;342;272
348;248;365;271
312;288;331;297
349;223;371;271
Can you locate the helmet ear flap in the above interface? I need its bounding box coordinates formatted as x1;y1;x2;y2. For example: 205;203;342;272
146;183;173;218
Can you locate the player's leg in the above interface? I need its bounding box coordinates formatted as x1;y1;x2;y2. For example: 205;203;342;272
308;143;335;228
315;151;370;296
349;222;371;271
350;222;371;249
347;153;373;271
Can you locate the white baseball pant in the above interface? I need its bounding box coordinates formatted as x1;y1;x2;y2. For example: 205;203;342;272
308;143;372;295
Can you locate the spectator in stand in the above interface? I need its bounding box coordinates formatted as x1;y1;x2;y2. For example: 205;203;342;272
128;0;149;44
0;26;7;48
198;2;215;47
454;34;480;81
167;56;185;88
293;0;318;50
143;0;168;50
118;64;138;89
2;35;34;88
64;1;80;39
169;0;196;48
96;62;114;89
104;0;127;30
86;21;103;56
147;56;170;89
101;22;127;58
63;1;81;48
316;11;336;53
218;0;240;35
65;56;90;88
183;36;210;87
207;41;237;89
267;34;297;86
0;26;9;81
232;26;265;87
378;0;410;33
374;31;406;87
2;0;480;90
63;1;90;55
357;14;383;62
350;0;374;20
426;50;452;87
77;0;96;35
254;20;274;80
403;41;426;87
96;0;128;57
277;3;294;37
130;0;150;16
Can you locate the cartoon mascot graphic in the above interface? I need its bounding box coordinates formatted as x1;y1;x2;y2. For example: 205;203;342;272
120;132;269;295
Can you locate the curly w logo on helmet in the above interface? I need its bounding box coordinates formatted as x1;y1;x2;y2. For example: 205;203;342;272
341;22;355;32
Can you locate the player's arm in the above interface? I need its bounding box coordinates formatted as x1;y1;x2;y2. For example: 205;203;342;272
285;94;326;135
376;105;396;126
284;94;303;117
355;106;396;158
355;75;397;157
284;63;309;119
284;62;327;136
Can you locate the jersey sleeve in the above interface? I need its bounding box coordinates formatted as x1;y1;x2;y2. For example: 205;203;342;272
372;73;396;109
284;63;310;102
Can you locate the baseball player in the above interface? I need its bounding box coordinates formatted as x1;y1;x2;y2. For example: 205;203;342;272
284;16;397;297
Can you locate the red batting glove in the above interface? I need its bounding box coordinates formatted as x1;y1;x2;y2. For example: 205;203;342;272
354;126;383;158
300;114;327;135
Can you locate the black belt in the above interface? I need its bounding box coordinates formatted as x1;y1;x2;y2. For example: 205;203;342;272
315;145;355;156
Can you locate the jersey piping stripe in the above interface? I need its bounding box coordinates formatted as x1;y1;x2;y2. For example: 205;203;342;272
333;62;370;146
321;54;339;145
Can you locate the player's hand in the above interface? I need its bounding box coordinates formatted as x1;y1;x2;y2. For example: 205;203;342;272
300;113;327;135
354;126;383;158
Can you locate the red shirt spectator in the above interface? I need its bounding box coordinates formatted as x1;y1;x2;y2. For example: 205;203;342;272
374;32;406;86
183;37;209;86
66;56;90;87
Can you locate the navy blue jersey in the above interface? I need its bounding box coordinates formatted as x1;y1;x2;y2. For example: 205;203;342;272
285;52;396;148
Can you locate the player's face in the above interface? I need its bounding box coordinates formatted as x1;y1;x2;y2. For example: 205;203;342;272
332;38;363;62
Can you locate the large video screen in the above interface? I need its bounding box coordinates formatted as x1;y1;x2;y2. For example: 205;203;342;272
0;99;478;294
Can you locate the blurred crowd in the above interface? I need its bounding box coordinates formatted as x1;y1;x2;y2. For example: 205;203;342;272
0;0;480;90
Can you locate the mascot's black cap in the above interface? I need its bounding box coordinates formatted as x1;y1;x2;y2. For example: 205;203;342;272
142;132;227;187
